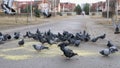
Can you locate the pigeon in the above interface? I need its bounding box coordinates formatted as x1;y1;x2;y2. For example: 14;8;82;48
61;47;78;59
114;25;120;34
91;37;99;42
0;34;4;44
99;48;111;56
74;40;81;47
109;46;118;53
14;32;20;39
0;32;3;36
0;35;4;41
68;38;76;45
3;34;12;41
33;44;49;52
58;42;69;49
107;41;114;48
98;34;106;39
84;33;91;42
45;36;56;45
36;28;41;34
23;31;32;38
18;39;24;47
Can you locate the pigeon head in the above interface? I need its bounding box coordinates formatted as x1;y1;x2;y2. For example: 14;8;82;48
73;53;78;56
108;41;110;44
33;44;36;48
0;32;3;36
6;34;11;40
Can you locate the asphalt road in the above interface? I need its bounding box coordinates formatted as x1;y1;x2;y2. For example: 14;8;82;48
0;15;120;68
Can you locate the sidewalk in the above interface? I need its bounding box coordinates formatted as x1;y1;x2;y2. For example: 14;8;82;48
0;15;71;31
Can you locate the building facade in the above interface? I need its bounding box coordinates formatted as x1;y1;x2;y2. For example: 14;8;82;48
60;2;76;12
12;0;60;14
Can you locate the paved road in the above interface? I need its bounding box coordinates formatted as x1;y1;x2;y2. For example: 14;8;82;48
0;15;120;68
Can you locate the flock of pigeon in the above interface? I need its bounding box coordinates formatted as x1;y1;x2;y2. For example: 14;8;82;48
0;28;119;59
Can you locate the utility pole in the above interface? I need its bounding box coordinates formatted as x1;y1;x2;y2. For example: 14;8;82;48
107;0;109;19
30;0;33;19
54;0;56;16
116;0;118;20
97;2;98;15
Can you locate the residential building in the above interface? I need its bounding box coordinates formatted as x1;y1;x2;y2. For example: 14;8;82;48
59;2;76;12
12;0;60;14
91;1;106;12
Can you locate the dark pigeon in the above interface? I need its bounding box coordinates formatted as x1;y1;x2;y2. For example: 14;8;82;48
0;32;3;36
36;28;41;34
18;39;24;47
23;31;33;38
107;41;114;48
74;40;80;47
3;34;12;41
114;25;120;34
91;37;99;42
14;32;20;39
58;42;69;49
98;34;106;39
61;47;78;59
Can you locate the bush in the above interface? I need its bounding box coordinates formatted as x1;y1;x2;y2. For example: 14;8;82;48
34;8;40;17
57;12;62;16
67;13;72;16
92;13;95;15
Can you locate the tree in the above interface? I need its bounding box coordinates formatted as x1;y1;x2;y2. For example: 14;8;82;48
83;3;90;15
34;8;40;17
102;0;116;18
74;4;82;15
21;5;31;13
109;0;116;16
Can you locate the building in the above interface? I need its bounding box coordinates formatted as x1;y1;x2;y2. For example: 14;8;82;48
100;0;120;13
59;2;76;12
91;1;106;12
12;0;60;14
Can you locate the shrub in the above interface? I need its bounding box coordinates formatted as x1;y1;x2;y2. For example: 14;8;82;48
34;8;40;17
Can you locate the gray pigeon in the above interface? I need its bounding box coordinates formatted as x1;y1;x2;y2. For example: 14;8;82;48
109;46;118;53
33;44;49;52
99;48;111;56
